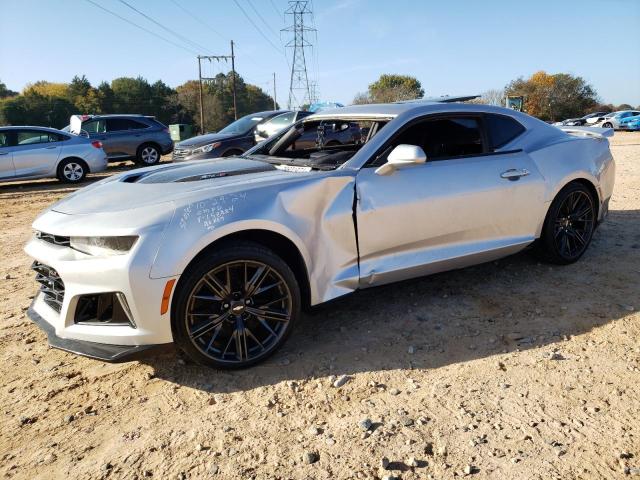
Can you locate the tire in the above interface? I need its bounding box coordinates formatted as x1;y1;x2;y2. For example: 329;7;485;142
535;182;597;265
57;158;87;183
602;122;613;129
136;144;161;165
171;242;301;369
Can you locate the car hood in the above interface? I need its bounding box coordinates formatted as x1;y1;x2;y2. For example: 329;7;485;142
176;132;242;148
48;158;302;215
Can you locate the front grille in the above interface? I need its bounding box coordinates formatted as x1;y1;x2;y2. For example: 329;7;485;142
32;262;65;313
35;231;70;247
172;147;191;161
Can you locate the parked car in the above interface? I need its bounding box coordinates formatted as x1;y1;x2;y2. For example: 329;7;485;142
255;110;312;140
64;114;173;165
585;112;610;124
555;112;608;126
619;114;640;131
25;102;615;368
173;111;288;162
0;126;107;184
594;110;640;129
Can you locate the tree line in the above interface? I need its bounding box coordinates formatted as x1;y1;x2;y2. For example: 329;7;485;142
352;72;638;122
0;74;276;133
2;71;638;130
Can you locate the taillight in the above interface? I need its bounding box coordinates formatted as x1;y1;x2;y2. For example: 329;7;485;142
91;140;103;149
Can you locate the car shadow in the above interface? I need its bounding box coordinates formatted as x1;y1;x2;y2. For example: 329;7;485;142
142;207;640;393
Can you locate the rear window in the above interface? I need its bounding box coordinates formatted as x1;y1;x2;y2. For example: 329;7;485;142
485;114;525;149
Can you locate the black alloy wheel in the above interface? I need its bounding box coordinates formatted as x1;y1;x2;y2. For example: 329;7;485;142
172;243;300;368
537;182;596;264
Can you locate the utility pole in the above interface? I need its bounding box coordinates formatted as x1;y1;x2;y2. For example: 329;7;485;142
273;72;277;110
230;40;237;120
198;56;204;134
196;43;237;132
282;1;316;110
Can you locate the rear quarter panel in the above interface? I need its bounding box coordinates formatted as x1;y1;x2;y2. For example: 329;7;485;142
528;135;614;233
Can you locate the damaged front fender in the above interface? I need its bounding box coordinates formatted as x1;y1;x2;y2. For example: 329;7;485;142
150;170;359;305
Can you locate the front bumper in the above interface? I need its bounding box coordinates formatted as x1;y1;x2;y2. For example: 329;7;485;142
24;211;179;360
27;299;170;362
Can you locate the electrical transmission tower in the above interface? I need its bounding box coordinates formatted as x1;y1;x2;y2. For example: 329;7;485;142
282;1;315;110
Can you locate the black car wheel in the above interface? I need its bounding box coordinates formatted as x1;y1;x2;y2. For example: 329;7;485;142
602;122;613;129
536;182;596;264
57;158;87;183
172;242;300;369
137;144;161;165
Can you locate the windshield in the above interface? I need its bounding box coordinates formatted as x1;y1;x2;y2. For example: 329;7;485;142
246;117;390;171
219;114;266;135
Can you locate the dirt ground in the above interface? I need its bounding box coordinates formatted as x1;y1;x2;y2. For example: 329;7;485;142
0;134;639;480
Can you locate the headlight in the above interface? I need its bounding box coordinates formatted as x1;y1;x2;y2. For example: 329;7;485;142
192;142;221;154
70;236;138;256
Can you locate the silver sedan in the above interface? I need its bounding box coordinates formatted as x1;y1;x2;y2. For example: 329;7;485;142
0;126;108;183
24;101;615;368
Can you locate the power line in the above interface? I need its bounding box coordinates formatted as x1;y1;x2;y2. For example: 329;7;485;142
169;0;227;43
116;0;213;54
232;0;284;54
82;0;199;55
269;0;282;18
245;0;280;38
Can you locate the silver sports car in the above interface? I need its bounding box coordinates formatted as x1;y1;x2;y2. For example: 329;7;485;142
25;101;615;368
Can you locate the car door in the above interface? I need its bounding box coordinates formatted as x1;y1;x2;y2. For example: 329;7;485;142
355;113;546;288
0;130;16;180
104;118;141;158
81;118;109;154
12;129;63;179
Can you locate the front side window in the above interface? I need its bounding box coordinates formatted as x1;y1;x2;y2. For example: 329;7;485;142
0;132;8;148
392;116;484;160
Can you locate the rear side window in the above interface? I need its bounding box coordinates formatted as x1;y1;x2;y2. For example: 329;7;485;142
106;118;149;132
0;132;8;147
16;130;58;146
82;119;106;133
485;114;525;149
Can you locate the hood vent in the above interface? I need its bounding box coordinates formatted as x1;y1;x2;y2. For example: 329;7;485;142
119;158;277;184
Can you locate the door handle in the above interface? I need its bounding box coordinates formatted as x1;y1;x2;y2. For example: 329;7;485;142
0;151;8;155
501;168;530;180
45;145;57;149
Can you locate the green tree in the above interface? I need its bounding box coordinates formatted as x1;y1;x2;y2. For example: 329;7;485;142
0;80;18;99
505;71;597;121
353;74;424;104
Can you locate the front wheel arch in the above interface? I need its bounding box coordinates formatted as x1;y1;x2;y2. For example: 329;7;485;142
176;229;311;310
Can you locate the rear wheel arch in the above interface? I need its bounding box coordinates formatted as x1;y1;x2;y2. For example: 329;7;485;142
57;156;89;171
136;142;162;164
176;229;311;309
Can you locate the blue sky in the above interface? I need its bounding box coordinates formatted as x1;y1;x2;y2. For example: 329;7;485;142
1;0;638;106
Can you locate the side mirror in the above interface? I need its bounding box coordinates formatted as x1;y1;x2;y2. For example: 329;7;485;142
375;144;427;176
